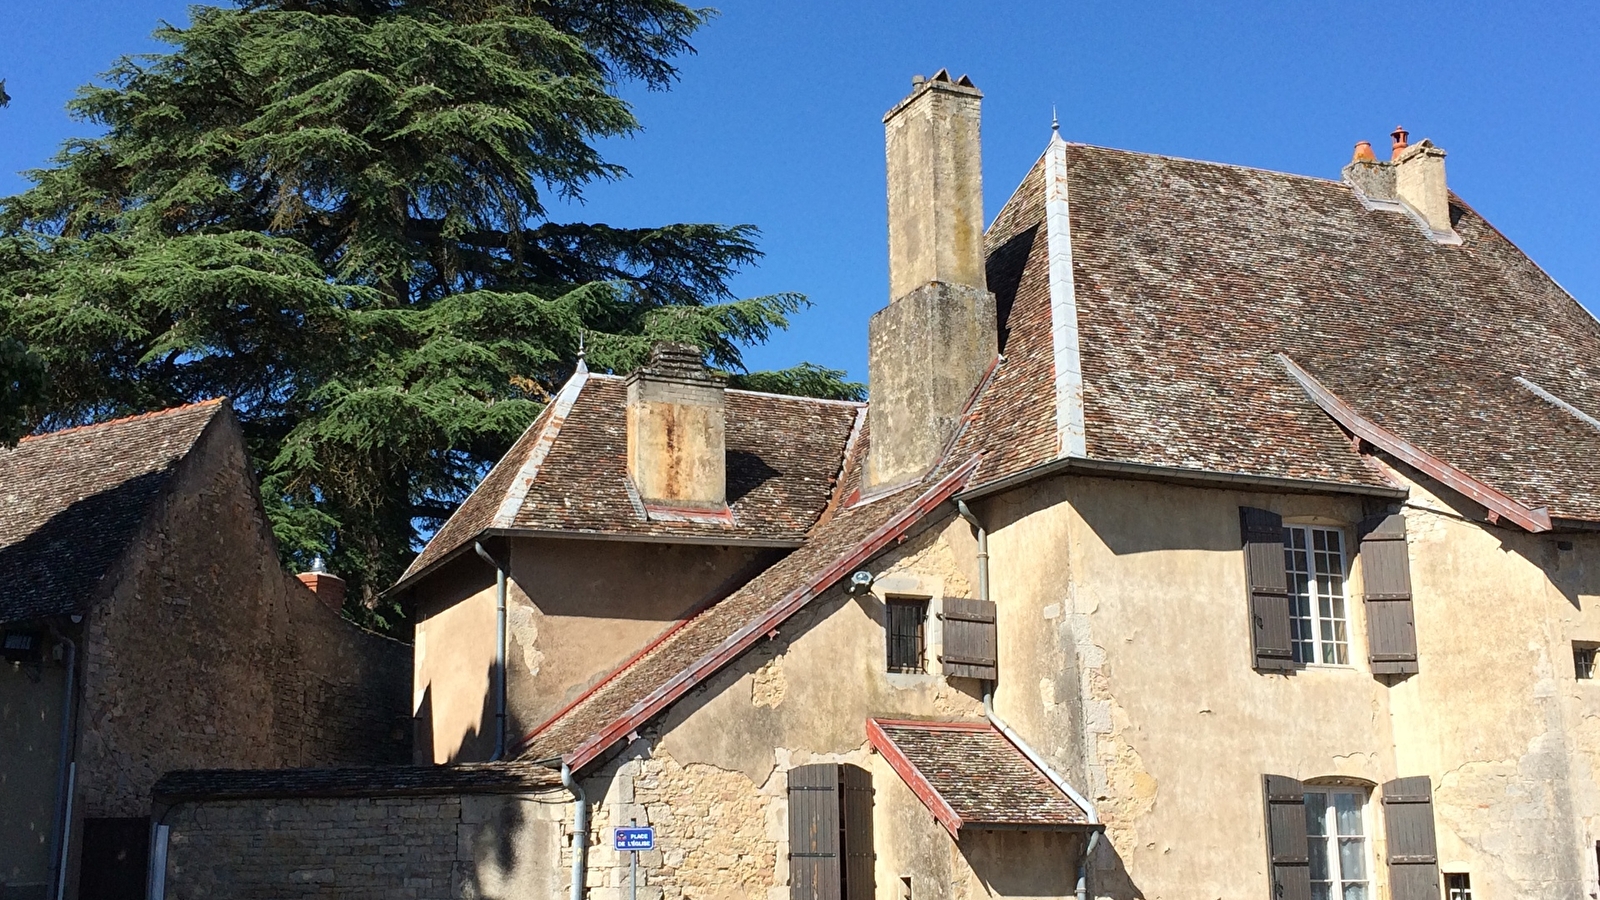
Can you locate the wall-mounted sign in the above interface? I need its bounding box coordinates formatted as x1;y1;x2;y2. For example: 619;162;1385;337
613;827;655;851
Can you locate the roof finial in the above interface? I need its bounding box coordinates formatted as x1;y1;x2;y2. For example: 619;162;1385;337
575;329;589;374
1051;105;1060;136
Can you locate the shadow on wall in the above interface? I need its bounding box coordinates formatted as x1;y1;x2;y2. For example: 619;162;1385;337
414;659;502;765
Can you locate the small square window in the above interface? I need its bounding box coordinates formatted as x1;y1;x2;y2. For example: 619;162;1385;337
1445;873;1472;900
885;599;927;674
1575;643;1597;680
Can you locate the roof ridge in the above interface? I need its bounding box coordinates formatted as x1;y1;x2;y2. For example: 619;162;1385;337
723;387;866;407
18;398;226;445
1064;140;1351;187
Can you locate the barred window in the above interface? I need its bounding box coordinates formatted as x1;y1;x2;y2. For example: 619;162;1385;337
885;599;927;674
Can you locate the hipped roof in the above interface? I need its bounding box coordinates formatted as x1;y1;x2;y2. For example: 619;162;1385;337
0;400;226;624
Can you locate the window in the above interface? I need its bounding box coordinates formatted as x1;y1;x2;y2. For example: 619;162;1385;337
1576;643;1596;680
1304;788;1369;900
885;599;927;673
1284;526;1350;665
1445;874;1472;900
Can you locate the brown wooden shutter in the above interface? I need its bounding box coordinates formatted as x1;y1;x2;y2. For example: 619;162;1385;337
939;597;997;680
1241;508;1294;671
1383;776;1441;900
1360;514;1419;675
789;764;841;900
839;764;875;900
1263;775;1311;900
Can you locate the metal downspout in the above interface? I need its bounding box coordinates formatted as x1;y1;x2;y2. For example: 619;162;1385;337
956;501;1103;900
561;763;589;900
474;541;508;761
46;627;77;900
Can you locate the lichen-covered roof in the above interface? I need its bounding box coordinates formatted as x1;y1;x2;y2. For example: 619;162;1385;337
0;400;226;624
867;718;1092;832
961;141;1600;519
153;761;561;801
401;372;863;584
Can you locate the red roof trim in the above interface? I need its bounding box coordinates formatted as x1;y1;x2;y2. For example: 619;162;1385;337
866;718;965;839
1278;354;1553;532
564;455;983;770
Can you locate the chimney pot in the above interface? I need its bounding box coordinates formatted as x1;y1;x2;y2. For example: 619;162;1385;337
1352;140;1376;162
297;568;346;614
1390;125;1409;160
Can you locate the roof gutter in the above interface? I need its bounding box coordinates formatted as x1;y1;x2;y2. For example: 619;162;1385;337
956;454;1408;504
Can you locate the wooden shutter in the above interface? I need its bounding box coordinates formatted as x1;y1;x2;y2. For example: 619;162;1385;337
940;597;997;680
789;764;841;900
1263;776;1311;900
839;764;875;900
1383;777;1441;900
1360;514;1419;675
1241;508;1294;671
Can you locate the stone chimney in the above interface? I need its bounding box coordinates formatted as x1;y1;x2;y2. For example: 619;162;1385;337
626;342;727;509
867;70;998;489
1341;126;1457;242
297;556;346;614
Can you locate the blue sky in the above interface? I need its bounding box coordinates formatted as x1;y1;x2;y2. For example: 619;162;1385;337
3;1;1597;380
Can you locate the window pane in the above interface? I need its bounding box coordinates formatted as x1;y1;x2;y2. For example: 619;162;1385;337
1333;792;1363;836
1311;885;1332;900
1342;885;1367;900
1305;793;1328;835
1338;837;1367;878
1309;837;1330;881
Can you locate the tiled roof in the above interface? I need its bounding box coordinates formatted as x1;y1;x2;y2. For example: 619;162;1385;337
958;140;1600;522
400;371;863;585
0;400;226;624
153;762;561;801
517;444;979;768
866;718;1092;833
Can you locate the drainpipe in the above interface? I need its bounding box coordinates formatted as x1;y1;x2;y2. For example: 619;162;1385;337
474;541;508;761
46;625;78;900
561;762;589;900
957;501;1103;900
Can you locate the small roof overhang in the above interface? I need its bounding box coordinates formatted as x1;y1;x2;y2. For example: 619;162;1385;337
866;718;1093;838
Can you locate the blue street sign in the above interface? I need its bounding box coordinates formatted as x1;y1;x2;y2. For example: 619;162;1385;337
614;827;655;851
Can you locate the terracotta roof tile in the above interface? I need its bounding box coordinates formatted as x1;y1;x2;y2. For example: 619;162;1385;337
867;718;1091;832
401;375;862;585
0;400;226;624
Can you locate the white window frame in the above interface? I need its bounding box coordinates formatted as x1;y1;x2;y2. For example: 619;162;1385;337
1304;786;1371;900
1283;524;1352;666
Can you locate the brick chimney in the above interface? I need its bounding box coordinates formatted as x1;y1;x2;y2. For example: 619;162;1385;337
867;70;998;489
1341;126;1457;243
296;556;346;613
626;342;727;510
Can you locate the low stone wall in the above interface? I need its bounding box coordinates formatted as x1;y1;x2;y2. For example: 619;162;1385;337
161;789;568;900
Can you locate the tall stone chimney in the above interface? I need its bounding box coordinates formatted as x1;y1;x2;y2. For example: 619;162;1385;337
867;70;998;489
626;342;727;509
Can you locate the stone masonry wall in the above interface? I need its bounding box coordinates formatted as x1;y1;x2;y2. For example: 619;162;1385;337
76;410;411;820
162;791;567;900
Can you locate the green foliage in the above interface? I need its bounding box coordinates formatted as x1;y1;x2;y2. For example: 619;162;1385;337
0;336;46;446
0;0;847;630
728;363;864;402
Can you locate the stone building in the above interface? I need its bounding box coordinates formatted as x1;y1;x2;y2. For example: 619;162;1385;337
158;70;1600;900
0;400;411;900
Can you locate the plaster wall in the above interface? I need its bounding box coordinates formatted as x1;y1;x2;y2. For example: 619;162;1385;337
0;659;65;897
412;537;771;764
569;518;1083;900
978;470;1600;898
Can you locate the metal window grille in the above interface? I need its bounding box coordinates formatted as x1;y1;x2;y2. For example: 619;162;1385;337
886;600;927;674
1576;644;1596;680
1445;874;1472;900
1284;526;1350;665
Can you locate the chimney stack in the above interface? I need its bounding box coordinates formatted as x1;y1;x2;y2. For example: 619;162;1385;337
1342;127;1457;243
297;556;346;614
866;70;998;489
626;342;727;510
